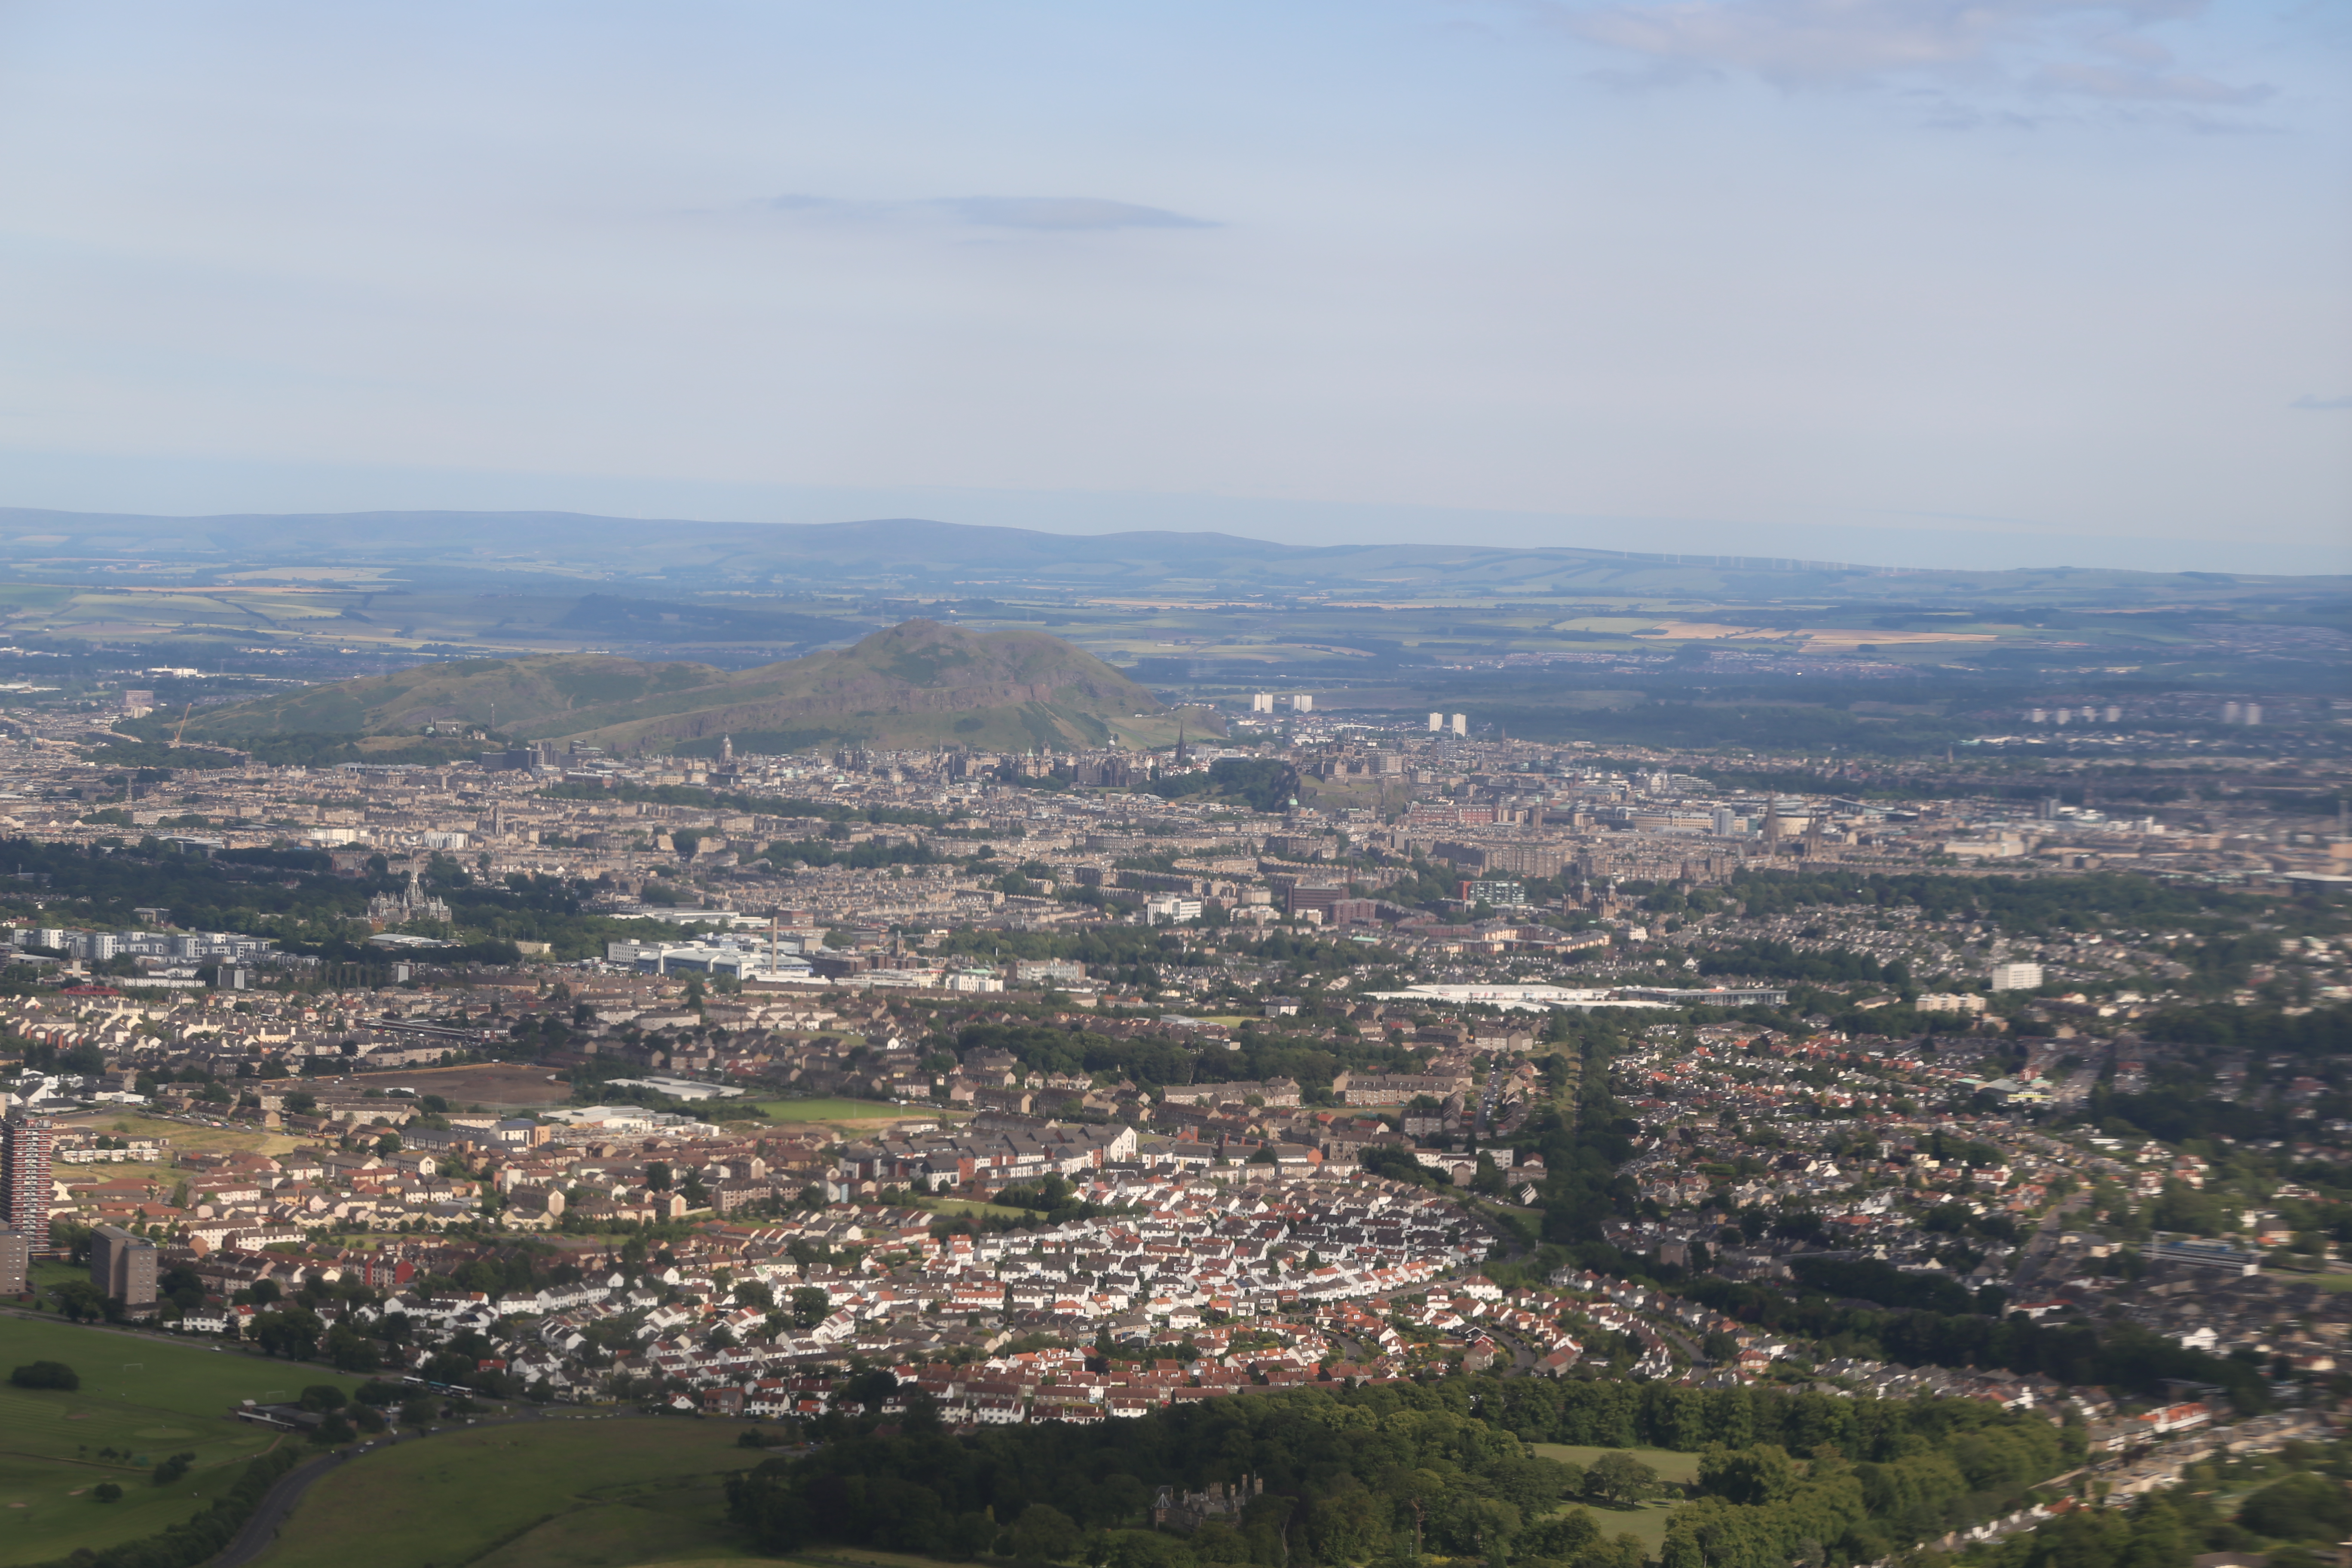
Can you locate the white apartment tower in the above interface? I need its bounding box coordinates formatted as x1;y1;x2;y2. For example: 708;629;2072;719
1989;962;2044;992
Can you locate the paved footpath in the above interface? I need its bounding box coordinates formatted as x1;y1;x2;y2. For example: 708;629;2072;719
205;1408;642;1568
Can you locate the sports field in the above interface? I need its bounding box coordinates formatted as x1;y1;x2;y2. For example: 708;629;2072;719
1530;1443;1702;1485
754;1098;928;1124
631;1550;961;1568
924;1198;1031;1220
1561;1498;1687;1557
253;1417;760;1568
0;1313;358;1565
1529;1445;1696;1557
53;1111;303;1161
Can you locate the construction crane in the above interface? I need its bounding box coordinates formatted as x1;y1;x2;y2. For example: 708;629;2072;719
170;702;193;747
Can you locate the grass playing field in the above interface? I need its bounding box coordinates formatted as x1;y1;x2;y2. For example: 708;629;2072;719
1565;1498;1687;1557
922;1198;1032;1221
629;1552;962;1568
1529;1444;1702;1485
1528;1445;1697;1557
252;1417;761;1568
0;1312;359;1566
53;1111;304;1160
753;1098;928;1124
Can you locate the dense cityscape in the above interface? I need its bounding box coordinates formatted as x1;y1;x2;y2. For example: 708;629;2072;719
1;645;2348;1568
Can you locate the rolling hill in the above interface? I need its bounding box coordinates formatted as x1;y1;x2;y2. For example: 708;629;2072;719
175;619;1202;756
5;507;2341;604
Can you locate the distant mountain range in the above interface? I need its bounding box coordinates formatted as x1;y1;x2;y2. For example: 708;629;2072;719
2;507;2339;603
177;620;1201;756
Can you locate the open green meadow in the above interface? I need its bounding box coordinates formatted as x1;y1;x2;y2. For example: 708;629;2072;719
54;1111;305;1160
755;1098;926;1124
1529;1444;1702;1485
1529;1445;1696;1557
922;1198;1032;1221
253;1417;760;1568
26;1260;83;1299
0;1313;358;1565
629;1552;963;1568
1561;1499;1687;1558
2268;1270;2352;1293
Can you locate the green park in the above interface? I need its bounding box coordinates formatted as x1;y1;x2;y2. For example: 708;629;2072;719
0;1314;360;1566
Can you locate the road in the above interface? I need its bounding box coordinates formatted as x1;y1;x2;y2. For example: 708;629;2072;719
1476;1072;1504;1138
0;1303;644;1568
207;1406;631;1568
2006;1198;2087;1298
207;1447;350;1568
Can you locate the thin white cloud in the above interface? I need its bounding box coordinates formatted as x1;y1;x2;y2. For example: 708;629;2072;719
2291;394;2352;410
767;195;1214;231
2029;60;2272;101
1536;0;2272;108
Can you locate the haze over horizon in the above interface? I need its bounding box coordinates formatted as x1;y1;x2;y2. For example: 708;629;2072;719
0;2;2344;575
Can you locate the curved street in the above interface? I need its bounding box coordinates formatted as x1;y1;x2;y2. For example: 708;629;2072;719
205;1407;637;1568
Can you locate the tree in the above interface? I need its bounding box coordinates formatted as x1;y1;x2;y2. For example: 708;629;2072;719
647;1161;674;1191
325;1324;381;1372
1698;1445;1797;1507
9;1360;78;1390
51;1281;107;1323
2239;1473;2352;1543
251;1305;326;1359
1307;1488;1385;1565
1521;1507;1603;1560
841;1366;897;1413
160;1264;205;1311
299;1383;349;1412
2119;1496;2190;1568
1011;1502;1083;1562
1587;1451;1659;1507
790;1286;830;1328
734;1280;775;1311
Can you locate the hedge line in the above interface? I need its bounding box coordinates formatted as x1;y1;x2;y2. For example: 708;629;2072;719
34;1441;311;1568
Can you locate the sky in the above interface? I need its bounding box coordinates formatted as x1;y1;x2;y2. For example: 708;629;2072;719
0;0;2345;573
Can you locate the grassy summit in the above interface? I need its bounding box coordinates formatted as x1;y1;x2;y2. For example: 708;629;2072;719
175;619;1195;756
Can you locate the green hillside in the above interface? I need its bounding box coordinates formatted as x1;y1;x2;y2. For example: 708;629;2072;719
174;619;1193;756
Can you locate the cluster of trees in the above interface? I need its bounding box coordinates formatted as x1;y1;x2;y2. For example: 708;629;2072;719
24;1441;308;1568
9;1360;79;1390
2076;1006;2352;1150
1711;868;2274;939
223;1243;579;1391
727;1378;2071;1568
729;1388;1586;1564
0;836;704;968
1675;1278;2267;1412
1659;1425;2063;1568
1695;941;1910;989
1972;1462;2352;1568
1145;757;1300;813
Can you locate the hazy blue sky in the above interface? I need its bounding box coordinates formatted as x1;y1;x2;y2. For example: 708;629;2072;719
1;0;2345;571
